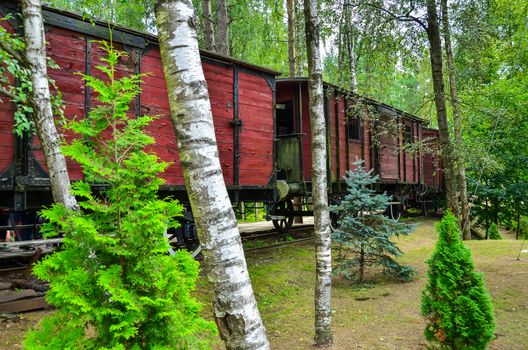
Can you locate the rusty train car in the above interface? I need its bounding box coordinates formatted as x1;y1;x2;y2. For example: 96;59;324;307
0;2;442;240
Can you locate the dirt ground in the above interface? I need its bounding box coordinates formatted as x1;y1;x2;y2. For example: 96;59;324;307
1;217;527;349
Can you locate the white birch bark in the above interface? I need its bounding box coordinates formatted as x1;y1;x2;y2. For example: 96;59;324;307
22;0;78;211
304;0;333;346
154;1;269;349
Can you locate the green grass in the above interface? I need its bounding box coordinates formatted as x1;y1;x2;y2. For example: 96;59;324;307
5;217;527;350
196;217;528;349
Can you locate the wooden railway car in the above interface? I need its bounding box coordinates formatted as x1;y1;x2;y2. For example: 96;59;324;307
0;1;444;240
275;79;429;208
0;1;279;217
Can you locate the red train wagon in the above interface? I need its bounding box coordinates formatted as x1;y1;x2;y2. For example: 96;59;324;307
275;79;426;201
0;1;279;216
422;127;443;193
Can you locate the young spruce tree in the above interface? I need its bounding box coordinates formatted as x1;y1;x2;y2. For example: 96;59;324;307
421;211;495;350
23;42;216;349
487;223;502;240
331;161;414;282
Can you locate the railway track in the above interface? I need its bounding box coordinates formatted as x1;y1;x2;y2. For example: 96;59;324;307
242;225;314;252
0;225;315;272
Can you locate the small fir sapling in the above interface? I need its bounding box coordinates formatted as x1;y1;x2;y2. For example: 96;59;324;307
330;161;415;282
421;211;495;350
23;42;216;349
487;223;502;240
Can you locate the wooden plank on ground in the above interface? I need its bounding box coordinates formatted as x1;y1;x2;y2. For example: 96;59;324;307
0;289;37;303
0;282;13;290
0;296;48;313
0;238;63;248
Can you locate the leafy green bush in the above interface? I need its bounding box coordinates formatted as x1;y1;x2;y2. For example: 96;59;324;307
23;42;216;349
487;223;502;240
421;212;495;349
331;161;414;282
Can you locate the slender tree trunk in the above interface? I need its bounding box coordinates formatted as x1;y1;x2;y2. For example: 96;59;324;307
287;0;303;223
516;208;520;240
215;0;229;56
359;245;365;283
425;0;459;218
295;0;305;77
304;0;333;346
155;1;269;349
344;0;358;93
287;0;296;78
22;0;78;211
201;0;216;51
441;0;470;239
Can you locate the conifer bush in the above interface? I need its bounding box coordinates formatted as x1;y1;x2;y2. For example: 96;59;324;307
487;223;502;240
23;42;216;349
421;211;495;350
330;161;414;282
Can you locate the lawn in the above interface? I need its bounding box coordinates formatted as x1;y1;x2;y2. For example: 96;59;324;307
2;217;527;349
211;217;528;349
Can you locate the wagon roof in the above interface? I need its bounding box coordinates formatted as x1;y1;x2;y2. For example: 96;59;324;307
277;78;427;124
8;1;281;76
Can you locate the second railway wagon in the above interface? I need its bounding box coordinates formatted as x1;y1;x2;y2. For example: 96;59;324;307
273;79;439;227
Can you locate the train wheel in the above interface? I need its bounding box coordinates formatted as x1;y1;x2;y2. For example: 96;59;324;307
272;199;294;234
166;210;201;257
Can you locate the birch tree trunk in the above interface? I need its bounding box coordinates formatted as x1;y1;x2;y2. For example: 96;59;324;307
215;0;229;56
22;0;78;211
304;0;333;346
155;1;269;349
201;0;216;51
287;0;296;77
441;0;471;239
425;0;459;218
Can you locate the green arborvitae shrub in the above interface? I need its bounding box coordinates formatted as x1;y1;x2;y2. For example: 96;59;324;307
23;42;216;350
487;223;502;240
330;161;415;282
421;211;495;350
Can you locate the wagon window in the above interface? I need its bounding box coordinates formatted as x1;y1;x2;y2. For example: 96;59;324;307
347;114;361;140
404;124;414;144
276;101;294;135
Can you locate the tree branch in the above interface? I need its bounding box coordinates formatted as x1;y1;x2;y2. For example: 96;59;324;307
0;86;16;100
0;39;30;67
366;2;428;31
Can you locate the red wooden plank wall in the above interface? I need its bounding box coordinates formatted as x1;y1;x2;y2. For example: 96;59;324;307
362;108;372;172
0;17;15;175
422;128;442;191
378;116;399;181
337;97;347;179
203;61;235;185
301;85;312;181
238;71;274;185
404;120;415;183
141;48;184;185
328;95;337;182
12;22;275;188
